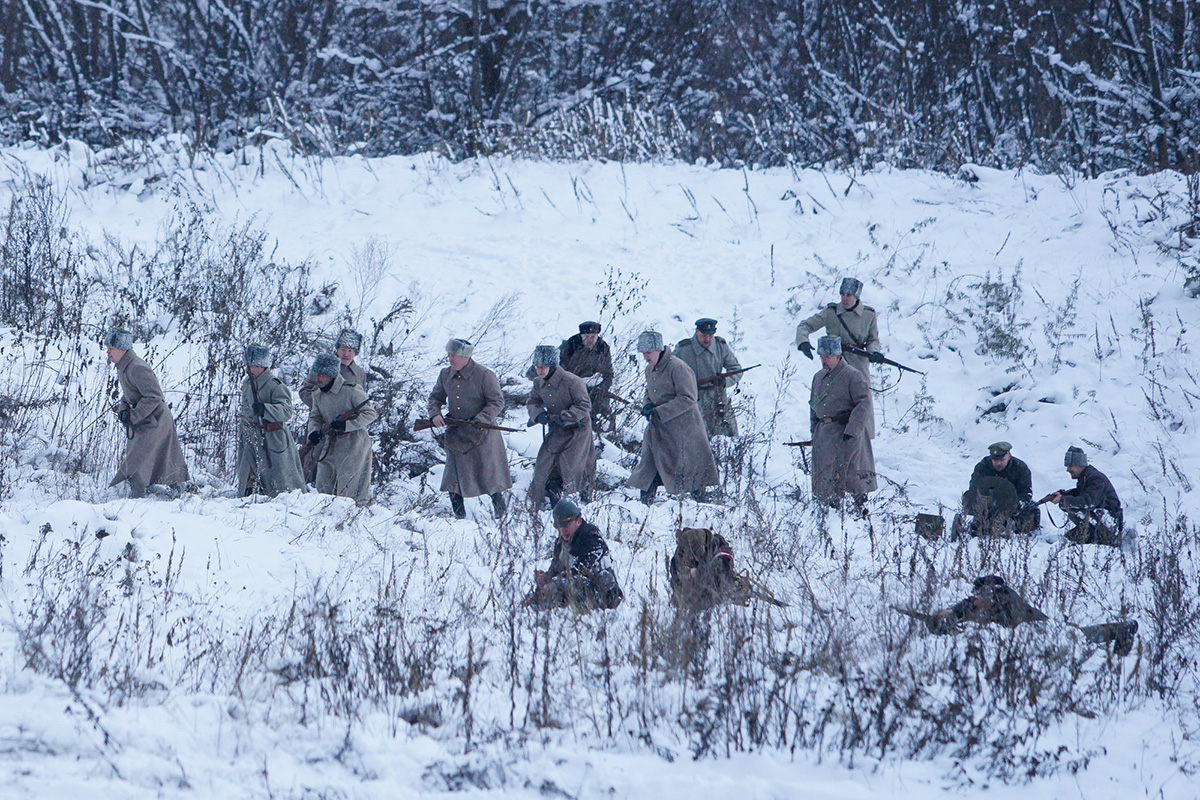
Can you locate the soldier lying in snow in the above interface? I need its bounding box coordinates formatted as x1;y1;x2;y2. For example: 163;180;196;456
892;575;1138;656
668;527;785;612
522;499;623;612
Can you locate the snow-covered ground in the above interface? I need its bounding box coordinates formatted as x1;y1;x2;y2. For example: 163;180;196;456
0;139;1197;798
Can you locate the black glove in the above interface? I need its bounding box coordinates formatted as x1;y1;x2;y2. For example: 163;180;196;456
330;420;347;432
308;430;322;445
251;402;266;417
868;351;886;364
548;413;564;427
641;403;656;420
843;433;854;441
798;341;813;359
117;409;131;425
534;411;550;425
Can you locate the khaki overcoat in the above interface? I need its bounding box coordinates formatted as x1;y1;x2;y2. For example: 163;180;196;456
795;301;879;436
526;367;596;505
627;348;719;494
809;359;876;502
560;335;614;423
674;334;743;437
428;359;513;497
300;360;366;409
236;369;305;496
306;373;376;503
109;351;189;492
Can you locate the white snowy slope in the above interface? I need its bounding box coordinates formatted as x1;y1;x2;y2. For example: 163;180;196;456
0;138;1196;799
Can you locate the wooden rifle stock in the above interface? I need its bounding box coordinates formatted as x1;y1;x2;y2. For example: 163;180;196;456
696;364;761;388
843;345;926;376
299;397;372;463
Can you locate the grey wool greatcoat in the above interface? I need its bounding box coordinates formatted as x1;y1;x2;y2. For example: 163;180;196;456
674;334;743;437
428;359;513;497
109;350;189;492
236;369;305;497
627;348;719;495
526;367;596;505
306;373;376;503
809;358;877;503
300;360;366;409
795;301;879;436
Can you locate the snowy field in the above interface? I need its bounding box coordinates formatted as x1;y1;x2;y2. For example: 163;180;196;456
0;139;1197;798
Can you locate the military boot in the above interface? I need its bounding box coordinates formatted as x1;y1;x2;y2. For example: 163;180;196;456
449;493;466;519
491;492;508;518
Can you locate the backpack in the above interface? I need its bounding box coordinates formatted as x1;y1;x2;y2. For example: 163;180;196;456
668;528;747;610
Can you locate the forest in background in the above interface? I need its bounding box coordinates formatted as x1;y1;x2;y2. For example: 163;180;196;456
1;0;1197;173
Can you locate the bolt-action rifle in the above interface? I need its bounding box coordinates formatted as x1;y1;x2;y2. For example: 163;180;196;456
890;604;959;634
601;388;630;405
300;397;373;465
783;439;812;470
843;345;926;376
413;417;521;434
696;364;761;389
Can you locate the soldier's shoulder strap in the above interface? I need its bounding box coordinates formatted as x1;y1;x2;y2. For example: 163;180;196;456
826;302;839;310
862;305;876;313
713;335;728;344
676;338;693;350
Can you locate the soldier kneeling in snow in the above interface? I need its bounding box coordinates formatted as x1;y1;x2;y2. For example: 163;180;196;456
522;498;623;612
668;527;754;612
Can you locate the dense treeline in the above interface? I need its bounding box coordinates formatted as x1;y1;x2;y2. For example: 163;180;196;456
1;0;1197;173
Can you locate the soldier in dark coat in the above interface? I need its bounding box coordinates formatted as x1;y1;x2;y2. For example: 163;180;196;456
300;328;367;409
527;345;596;507
1048;446;1124;545
626;331;720;503
953;441;1041;536
674;317;743;438
809;336;876;510
522;498;623;611
428;338;513;518
559;321;614;430
236;343;305;497
105;328;190;498
900;575;1048;634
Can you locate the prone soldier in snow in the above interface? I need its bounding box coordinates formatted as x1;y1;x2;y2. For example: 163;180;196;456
235;343;305;497
105;328;190;498
521;498;623;612
526;344;596;507
674;317;745;438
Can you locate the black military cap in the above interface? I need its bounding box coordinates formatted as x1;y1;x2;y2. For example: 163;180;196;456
988;441;1013;458
695;318;718;334
973;575;1008;591
579;321;601;334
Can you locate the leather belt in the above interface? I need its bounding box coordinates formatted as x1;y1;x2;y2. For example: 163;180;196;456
818;416;849;425
245;420;284;432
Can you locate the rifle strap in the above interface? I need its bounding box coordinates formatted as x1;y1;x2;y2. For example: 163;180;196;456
834;309;868;350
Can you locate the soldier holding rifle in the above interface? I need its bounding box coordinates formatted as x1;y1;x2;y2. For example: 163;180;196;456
305;353;376;504
427;338;513;519
674;317;754;438
236;343;304;497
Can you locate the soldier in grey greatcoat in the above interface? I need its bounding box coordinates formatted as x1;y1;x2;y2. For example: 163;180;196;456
809;336;876;509
674;317;743;438
428;338;513;518
300;328;368;409
235;343;305;497
305;353;377;504
626;331;720;503
105;328;190;498
527;345;596;507
560;321;615;431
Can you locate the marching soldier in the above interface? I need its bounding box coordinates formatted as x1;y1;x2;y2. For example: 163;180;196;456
305;353;376;504
105;328;190;498
559;321;614;430
626;330;719;503
794;277;882;375
527;345;596;507
300;328;367;409
235;344;305;497
674;317;743;438
428;338;513;518
809;336;876;510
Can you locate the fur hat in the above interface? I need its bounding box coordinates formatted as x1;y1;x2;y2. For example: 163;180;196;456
695;318;718;335
1064;446;1088;468
335;328;363;353
446;338;475;357
532;345;559;367
552;497;581;525
839;277;864;298
637;330;664;352
988;441;1012;458
816;335;842;356
244;343;272;367
310;353;341;378
104;328;134;350
578;321;602;334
